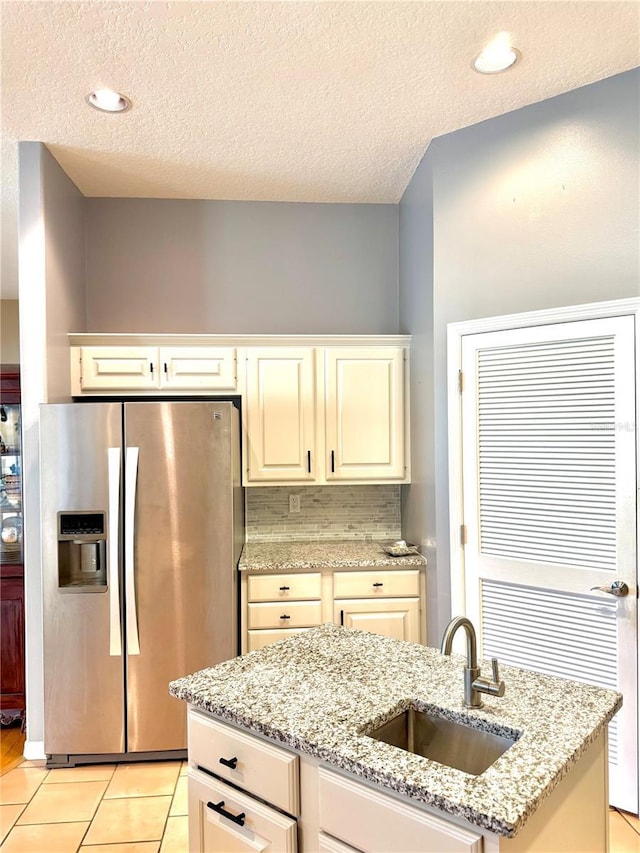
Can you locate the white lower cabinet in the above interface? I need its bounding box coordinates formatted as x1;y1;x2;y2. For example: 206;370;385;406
188;709;300;853
318;768;482;853
335;598;420;642
189;768;297;853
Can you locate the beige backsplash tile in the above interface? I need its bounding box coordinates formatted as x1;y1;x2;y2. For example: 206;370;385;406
246;485;401;542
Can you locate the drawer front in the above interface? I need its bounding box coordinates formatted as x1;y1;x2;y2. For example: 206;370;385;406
319;768;482;853
247;572;322;602
188;710;299;815
189;767;297;852
333;570;420;599
247;628;310;652
247;601;322;630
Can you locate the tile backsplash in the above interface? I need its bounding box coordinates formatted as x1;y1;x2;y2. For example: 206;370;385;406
245;485;401;542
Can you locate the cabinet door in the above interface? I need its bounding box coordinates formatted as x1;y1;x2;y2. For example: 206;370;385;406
159;347;237;390
324;348;405;480
245;348;316;482
189;768;297;853
0;576;25;713
80;347;158;390
335;598;420;643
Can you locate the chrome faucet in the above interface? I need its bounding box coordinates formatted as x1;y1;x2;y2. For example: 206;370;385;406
440;616;505;708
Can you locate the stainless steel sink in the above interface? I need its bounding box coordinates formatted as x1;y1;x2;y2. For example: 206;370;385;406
367;708;518;776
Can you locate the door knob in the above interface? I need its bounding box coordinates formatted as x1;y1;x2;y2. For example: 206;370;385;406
590;580;629;597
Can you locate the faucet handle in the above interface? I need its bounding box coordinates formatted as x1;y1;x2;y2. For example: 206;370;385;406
491;657;500;683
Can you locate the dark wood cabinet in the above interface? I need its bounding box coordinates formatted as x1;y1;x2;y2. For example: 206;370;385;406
0;365;25;725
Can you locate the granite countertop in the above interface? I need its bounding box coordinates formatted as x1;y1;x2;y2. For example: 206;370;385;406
169;624;621;838
238;540;427;571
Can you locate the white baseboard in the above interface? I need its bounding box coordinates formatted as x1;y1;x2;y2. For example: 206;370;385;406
23;739;46;761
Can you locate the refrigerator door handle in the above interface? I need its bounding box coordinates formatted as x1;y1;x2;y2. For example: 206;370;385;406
107;447;122;656
125;446;141;655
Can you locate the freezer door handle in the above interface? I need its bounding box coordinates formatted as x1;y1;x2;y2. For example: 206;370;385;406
125;446;141;655
107;447;122;656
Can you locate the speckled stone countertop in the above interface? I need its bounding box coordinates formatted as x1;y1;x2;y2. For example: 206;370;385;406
238;540;427;571
170;624;620;838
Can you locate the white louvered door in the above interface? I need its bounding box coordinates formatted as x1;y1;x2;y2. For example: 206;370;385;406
460;315;637;812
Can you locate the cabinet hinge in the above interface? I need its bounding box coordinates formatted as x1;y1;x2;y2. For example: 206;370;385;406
460;524;467;546
458;370;464;393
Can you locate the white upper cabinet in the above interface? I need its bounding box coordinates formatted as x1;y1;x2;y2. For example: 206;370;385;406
245;348;317;482
75;346;237;393
78;346;159;391
244;345;408;486
324;347;405;481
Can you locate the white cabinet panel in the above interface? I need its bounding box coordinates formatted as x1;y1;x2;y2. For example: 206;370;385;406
248;601;323;630
78;346;236;392
159;346;236;390
335;598;420;643
189;710;299;815
248;573;323;602
245;348;316;482
333;570;419;599
189;768;297;853
80;347;157;390
247;628;311;652
324;348;405;480
318;768;482;853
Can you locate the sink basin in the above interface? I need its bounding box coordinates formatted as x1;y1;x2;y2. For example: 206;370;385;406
367;708;518;776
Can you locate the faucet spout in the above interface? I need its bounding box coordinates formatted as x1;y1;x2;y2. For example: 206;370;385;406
440;616;478;669
440;616;505;709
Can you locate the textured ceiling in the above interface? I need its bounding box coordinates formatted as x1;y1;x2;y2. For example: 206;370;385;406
2;1;639;298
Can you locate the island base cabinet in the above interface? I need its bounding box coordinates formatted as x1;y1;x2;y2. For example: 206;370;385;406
188;768;298;853
318;767;482;853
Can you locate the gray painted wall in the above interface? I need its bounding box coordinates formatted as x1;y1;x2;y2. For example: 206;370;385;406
85;199;398;334
18;142;86;753
400;69;640;644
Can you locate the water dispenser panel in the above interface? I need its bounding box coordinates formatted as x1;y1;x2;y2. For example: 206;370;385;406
57;511;107;590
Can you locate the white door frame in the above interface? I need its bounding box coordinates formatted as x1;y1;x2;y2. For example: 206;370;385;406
447;296;640;803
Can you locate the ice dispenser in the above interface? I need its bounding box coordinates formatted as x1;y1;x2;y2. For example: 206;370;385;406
57;511;107;590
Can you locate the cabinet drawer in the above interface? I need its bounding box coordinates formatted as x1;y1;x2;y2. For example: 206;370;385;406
189;767;297;852
188;710;299;815
247;572;322;602
319;768;482;853
247;601;322;630
333;570;419;598
247;628;310;652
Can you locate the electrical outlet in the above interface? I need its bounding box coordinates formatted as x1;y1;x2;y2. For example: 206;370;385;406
289;494;301;513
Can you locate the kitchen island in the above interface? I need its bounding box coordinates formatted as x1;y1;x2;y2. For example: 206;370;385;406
170;623;621;852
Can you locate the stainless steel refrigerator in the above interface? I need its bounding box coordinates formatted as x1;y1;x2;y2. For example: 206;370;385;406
40;400;243;765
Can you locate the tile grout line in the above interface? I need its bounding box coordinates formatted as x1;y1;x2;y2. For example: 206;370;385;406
616;807;640;837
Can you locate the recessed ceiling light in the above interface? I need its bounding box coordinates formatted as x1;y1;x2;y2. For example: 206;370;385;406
86;88;132;113
473;32;520;74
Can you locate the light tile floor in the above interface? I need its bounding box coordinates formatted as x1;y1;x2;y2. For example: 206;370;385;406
1;757;640;851
0;759;187;852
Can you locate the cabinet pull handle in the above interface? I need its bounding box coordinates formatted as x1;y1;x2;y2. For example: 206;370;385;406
340;609;344;626
307;450;311;473
207;800;246;827
331;450;335;473
149;362;154;375
373;582;384;587
219;756;238;769
279;586;290;591
280;614;291;620
163;362;168;374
